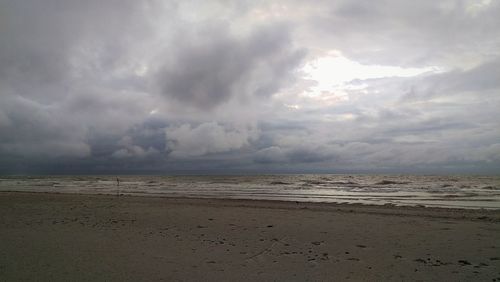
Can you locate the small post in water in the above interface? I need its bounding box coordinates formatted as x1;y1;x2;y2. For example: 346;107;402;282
116;177;120;196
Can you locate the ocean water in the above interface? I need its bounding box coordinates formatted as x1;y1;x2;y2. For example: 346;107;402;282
0;175;499;209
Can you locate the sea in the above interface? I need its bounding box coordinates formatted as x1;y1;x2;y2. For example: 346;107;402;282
1;174;499;209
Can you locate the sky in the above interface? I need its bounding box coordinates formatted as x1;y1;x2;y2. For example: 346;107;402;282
0;0;499;174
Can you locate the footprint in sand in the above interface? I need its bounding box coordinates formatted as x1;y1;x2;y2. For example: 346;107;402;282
458;259;472;265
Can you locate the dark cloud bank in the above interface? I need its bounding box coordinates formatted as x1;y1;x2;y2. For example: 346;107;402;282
0;0;499;174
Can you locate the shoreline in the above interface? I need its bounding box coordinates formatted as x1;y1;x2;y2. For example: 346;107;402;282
2;174;499;210
2;191;500;221
2;191;500;281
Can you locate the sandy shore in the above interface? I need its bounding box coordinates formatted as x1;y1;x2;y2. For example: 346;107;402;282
1;192;499;281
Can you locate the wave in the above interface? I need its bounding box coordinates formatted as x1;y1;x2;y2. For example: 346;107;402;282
374;180;411;185
269;181;291;185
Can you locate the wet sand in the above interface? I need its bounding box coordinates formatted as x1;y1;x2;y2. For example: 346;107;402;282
1;192;500;281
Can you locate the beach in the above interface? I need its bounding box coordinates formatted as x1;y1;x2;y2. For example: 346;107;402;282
1;192;499;281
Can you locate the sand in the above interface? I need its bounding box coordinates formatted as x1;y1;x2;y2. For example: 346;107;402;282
1;192;499;281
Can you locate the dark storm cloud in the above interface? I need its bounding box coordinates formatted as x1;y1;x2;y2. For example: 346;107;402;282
154;23;305;109
0;95;90;158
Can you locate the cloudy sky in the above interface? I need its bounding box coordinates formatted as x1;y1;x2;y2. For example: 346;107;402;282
1;0;499;174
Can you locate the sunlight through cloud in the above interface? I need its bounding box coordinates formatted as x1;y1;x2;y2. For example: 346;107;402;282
302;50;440;97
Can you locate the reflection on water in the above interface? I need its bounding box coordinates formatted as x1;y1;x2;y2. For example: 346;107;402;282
0;175;499;209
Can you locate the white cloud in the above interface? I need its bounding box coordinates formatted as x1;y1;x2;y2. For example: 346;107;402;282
111;136;159;159
166;122;259;158
302;50;439;90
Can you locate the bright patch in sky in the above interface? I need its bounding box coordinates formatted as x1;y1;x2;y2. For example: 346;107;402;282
302;51;439;97
466;0;492;16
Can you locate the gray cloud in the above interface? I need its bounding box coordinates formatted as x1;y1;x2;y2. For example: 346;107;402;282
0;95;90;158
0;0;162;164
308;0;500;67
403;58;500;101
154;23;305;109
0;0;499;174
